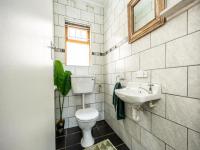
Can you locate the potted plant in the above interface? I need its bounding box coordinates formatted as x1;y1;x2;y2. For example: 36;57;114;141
54;60;71;135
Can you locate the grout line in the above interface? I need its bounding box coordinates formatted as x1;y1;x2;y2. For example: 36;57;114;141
165;94;167;119
165;93;200;101
139;53;141;70
165;43;167;68
187;66;189;96
151;112;200;135
150;32;152;48
187;10;189;35
56;134;65;139
115;143;125;148
187;128;189;150
139;125;167;146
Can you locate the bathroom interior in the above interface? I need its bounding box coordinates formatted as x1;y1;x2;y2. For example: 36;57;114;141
1;0;200;150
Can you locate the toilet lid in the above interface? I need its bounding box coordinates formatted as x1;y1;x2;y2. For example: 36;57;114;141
75;108;99;121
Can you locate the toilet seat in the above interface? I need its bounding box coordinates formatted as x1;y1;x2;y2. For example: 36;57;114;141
75;108;99;122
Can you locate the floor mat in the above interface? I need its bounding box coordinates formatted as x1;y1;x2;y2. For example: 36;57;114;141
84;139;117;150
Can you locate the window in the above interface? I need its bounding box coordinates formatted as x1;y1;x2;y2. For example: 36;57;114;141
65;23;90;66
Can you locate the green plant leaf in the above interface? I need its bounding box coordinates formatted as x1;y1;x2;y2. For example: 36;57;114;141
60;71;72;96
54;59;72;96
54;60;64;92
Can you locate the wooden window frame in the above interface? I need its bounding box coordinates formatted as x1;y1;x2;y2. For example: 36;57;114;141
128;0;165;43
65;23;91;66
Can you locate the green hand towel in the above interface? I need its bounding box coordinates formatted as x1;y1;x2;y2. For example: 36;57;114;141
113;82;125;120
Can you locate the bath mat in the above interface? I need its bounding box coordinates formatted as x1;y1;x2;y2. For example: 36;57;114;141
84;139;117;150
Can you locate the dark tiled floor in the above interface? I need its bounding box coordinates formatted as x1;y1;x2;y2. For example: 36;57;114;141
56;120;129;150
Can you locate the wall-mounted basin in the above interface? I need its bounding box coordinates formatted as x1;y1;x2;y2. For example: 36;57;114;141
115;82;161;106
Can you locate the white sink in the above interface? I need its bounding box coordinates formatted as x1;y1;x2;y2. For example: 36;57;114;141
115;82;161;106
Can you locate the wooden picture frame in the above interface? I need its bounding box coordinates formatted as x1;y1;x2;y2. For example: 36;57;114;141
128;0;165;43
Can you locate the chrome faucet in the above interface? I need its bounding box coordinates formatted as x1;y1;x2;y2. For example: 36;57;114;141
148;72;153;94
148;84;153;94
139;87;152;94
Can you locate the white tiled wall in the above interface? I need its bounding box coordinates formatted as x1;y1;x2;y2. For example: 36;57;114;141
53;0;104;128
103;0;200;150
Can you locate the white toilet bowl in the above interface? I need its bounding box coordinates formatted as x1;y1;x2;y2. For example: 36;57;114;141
75;108;99;148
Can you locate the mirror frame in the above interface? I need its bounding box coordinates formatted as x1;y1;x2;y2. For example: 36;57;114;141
128;0;165;43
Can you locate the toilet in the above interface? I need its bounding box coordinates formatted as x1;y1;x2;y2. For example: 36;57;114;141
71;75;99;148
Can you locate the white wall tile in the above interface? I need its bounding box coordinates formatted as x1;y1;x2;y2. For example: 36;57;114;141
68;96;82;106
188;129;200;150
62;107;68;118
54;3;65;15
54;25;65;37
66;6;80;19
123;117;141;141
74;66;88;75
132;34;150;53
85;94;95;104
55;96;68;108
54;36;59;48
58;0;69;5
141;128;165;150
54;14;59;25
90;103;102;111
188;65;200;99
55;109;60;120
58;37;65;49
91;43;101;53
67;107;76;117
95;93;104;102
152;67;187;96
152;114;187;150
151;12;187;46
139;110;152;132
95;74;103;83
89;65;102;75
94;33;104;43
112;48;120;62
144;94;166;118
124;54;139;72
166;95;200;132
64;117;69;129
64;66;75;74
166;31;200;67
95;14;103;24
74;0;87;11
116;59;125;73
81;11;94;22
91;23;101;33
119;42;132;59
166;145;175;150
140;44;165;70
68;117;78;128
58;15;65;26
132;138;146;150
188;4;200;33
54;52;65;63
